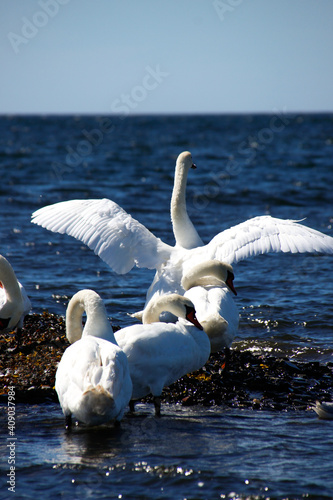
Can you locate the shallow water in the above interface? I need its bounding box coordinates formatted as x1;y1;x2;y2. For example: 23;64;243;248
1;114;333;498
1;403;333;499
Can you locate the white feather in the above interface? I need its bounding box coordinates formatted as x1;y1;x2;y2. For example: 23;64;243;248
55;290;132;426
32;152;333;349
114;293;211;402
0;255;31;333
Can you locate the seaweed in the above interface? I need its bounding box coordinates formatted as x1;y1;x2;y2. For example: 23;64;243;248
1;313;332;410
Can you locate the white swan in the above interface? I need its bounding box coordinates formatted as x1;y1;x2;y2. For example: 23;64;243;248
313;401;333;420
0;255;31;344
113;293;210;415
182;260;239;352
55;289;132;427
31;151;333;314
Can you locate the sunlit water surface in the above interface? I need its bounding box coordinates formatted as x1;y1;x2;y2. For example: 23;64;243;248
1;114;333;498
1;404;333;499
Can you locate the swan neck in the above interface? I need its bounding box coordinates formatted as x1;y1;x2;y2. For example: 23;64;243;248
66;292;115;344
171;162;202;249
66;298;85;343
142;294;180;324
171;163;188;222
142;298;165;324
182;261;228;291
142;294;191;324
0;256;22;304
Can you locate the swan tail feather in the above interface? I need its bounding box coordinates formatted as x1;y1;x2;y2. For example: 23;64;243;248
77;385;117;424
127;310;144;321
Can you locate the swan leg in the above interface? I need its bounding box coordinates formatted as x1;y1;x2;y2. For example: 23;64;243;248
223;346;231;371
129;400;136;413
153;396;161;417
65;414;72;429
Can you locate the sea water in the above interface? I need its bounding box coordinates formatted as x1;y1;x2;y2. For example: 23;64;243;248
1;114;333;499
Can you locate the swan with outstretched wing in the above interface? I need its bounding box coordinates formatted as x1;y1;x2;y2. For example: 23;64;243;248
32;152;333;346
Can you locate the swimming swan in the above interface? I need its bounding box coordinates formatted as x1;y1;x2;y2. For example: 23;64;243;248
313;401;333;420
113;293;210;415
31;152;333;313
55;289;132;427
182;260;239;352
0;254;31;344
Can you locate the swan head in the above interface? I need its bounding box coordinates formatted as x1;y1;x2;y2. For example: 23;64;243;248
200;313;233;352
143;293;203;329
182;260;237;296
176;151;196;171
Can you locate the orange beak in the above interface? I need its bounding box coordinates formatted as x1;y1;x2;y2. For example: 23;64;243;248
186;308;203;330
226;271;237;296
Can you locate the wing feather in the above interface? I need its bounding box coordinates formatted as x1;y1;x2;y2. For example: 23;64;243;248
207;215;333;264
32;198;172;274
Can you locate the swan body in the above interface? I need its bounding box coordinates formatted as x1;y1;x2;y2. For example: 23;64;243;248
0;255;31;338
31;152;333;314
114;293;210;413
182;260;239;351
55;289;132;427
313;401;333;420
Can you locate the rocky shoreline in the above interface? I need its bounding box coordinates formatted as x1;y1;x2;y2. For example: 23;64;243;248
1;312;332;411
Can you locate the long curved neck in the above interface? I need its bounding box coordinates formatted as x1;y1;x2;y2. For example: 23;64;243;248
142;298;167;324
66;299;85;343
0;257;22;305
182;261;227;291
171;163;203;249
142;294;183;324
66;293;115;344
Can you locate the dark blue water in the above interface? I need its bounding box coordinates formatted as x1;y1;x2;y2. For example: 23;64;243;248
1;114;333;499
1;404;333;500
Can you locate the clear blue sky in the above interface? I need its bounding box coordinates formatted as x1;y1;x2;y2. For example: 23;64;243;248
1;0;333;114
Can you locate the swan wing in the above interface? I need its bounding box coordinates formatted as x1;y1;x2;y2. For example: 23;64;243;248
205;215;333;264
32;198;172;274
